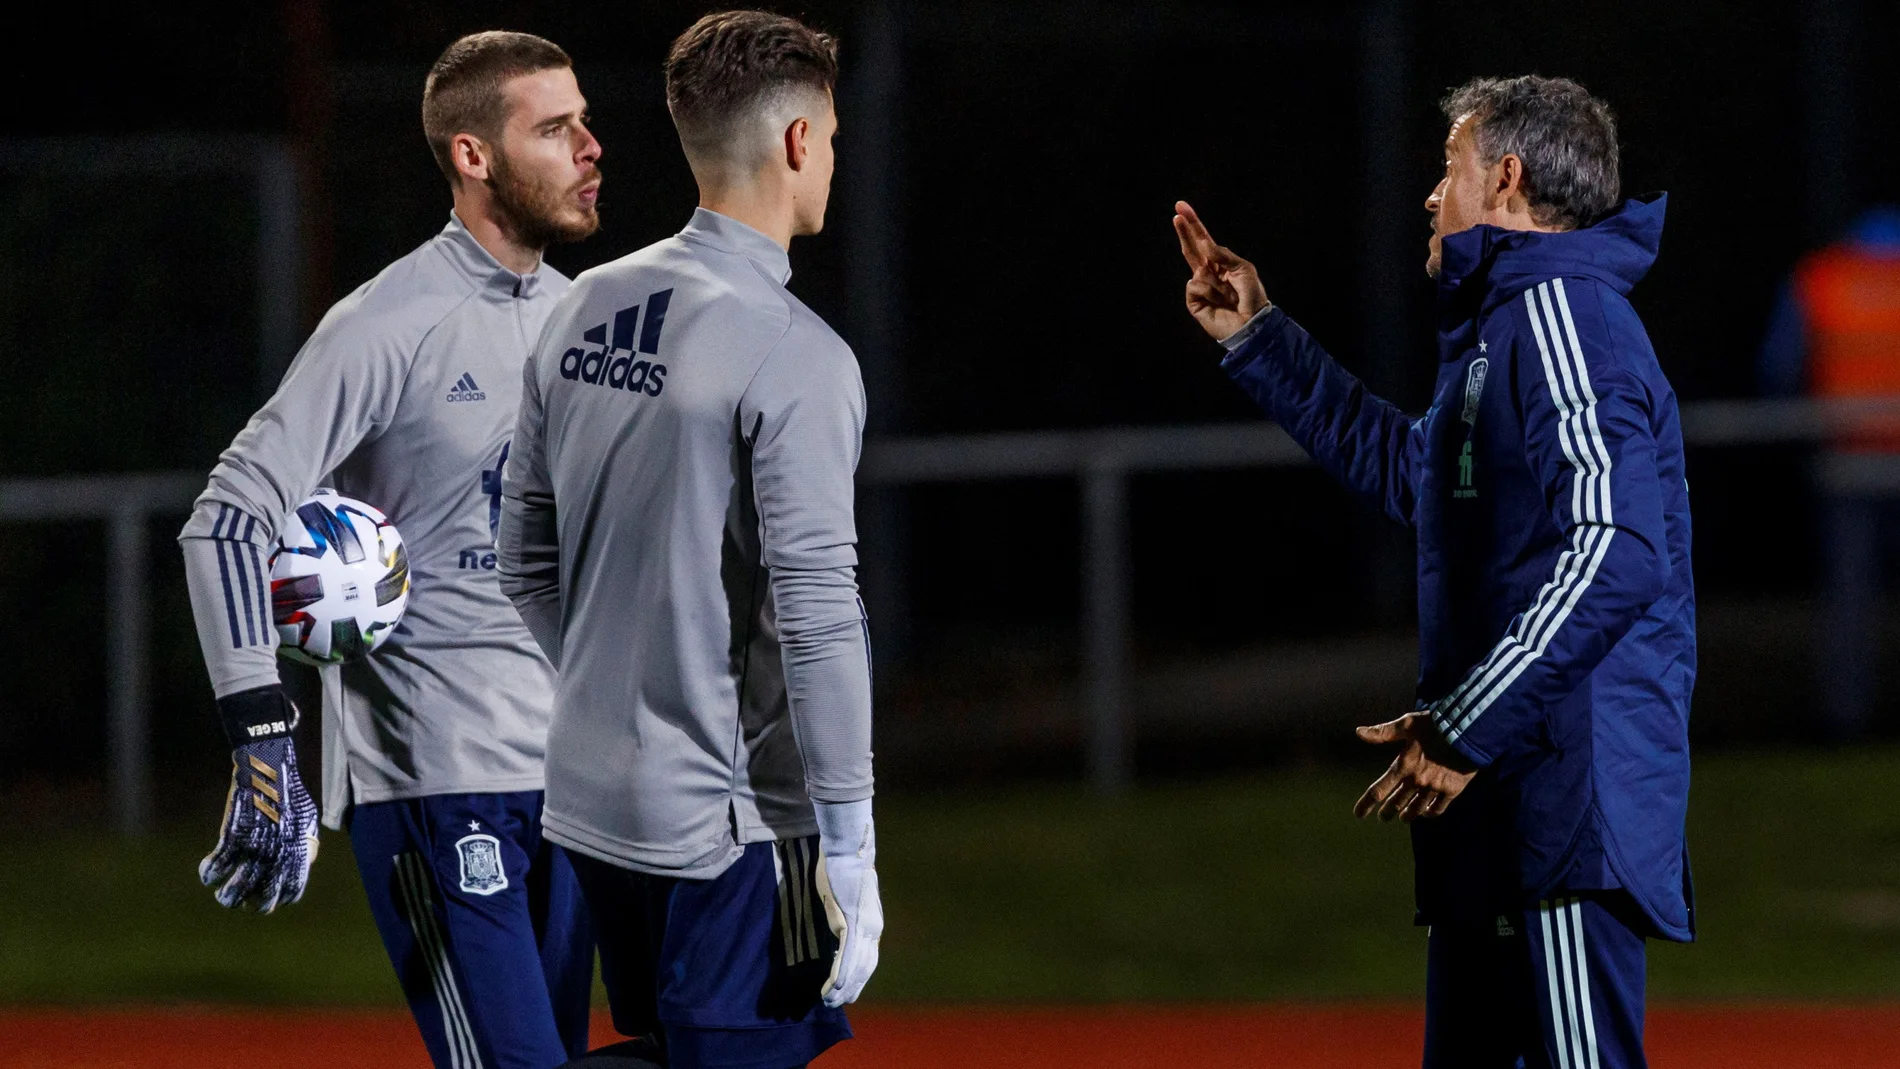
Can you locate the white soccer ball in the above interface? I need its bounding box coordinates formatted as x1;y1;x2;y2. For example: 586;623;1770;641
269;489;410;666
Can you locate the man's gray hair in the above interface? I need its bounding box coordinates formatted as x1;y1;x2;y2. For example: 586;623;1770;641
1441;75;1620;230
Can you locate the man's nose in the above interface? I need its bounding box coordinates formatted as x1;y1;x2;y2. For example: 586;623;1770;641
578;128;602;164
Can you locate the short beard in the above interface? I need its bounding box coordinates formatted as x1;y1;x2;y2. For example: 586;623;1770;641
487;152;600;251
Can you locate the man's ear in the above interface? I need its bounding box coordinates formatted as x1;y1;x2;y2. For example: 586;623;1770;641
451;133;492;184
784;116;811;173
1493;153;1527;210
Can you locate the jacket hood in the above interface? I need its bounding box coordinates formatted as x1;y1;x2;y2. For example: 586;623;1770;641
1437;193;1667;321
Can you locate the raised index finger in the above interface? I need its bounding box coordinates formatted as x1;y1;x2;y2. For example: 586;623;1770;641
1174;214;1207;272
1173;200;1219;267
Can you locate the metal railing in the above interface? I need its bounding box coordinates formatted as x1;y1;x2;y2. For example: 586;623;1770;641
0;133;302;833
858;396;1900;794
0;134;304;393
0;474;203;834
858;423;1310;794
8;396;1900;828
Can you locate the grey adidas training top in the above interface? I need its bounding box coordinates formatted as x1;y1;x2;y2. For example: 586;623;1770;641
499;208;874;879
179;214;564;829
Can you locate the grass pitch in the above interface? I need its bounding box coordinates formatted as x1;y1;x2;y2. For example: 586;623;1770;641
0;748;1895;1004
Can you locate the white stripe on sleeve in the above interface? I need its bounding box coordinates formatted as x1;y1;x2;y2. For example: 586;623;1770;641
1554;279;1614;527
1433;282;1616;743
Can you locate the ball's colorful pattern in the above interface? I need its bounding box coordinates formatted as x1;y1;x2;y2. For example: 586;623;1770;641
269;490;410;666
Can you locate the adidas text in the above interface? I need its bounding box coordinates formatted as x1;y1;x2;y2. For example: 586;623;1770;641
561;288;673;397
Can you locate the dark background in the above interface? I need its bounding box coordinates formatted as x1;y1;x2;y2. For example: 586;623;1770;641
1;0;1895;806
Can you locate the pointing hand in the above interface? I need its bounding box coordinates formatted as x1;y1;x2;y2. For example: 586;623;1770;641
1173;200;1270;341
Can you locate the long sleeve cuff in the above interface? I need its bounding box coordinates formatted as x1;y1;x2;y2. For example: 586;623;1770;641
774;567;875;804
1218;303;1278;352
216;684;298;750
812;798;875;860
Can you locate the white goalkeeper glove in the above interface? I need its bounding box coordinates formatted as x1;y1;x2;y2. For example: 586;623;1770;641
813;798;882;1008
199;688;320;913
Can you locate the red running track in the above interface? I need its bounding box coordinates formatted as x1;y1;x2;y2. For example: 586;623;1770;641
1;1005;1895;1068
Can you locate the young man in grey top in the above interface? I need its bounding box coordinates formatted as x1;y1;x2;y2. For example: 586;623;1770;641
499;12;878;1068
178;32;601;1069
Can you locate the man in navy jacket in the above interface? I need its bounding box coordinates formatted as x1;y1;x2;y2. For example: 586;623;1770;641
1175;76;1692;1069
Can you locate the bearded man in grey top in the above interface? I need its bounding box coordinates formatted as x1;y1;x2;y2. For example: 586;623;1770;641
178;32;601;1069
499;11;879;1063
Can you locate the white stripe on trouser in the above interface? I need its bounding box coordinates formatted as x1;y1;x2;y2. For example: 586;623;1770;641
796;838;821;961
1567;900;1602;1068
777;840;824;966
1435;279;1617;742
1540;898;1601;1069
791;842;810;965
395;853;484;1069
1538;902;1571;1069
774;843;799;966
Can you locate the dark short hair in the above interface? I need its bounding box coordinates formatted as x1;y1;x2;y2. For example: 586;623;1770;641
1441;75;1620;230
665;10;839;154
423;31;572;184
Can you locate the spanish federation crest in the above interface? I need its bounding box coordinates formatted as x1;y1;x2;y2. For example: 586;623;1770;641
455;833;508;895
1461;356;1490;426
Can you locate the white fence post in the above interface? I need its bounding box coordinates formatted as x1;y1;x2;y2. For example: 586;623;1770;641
0;473;201;835
1082;455;1131;795
254;141;303;394
107;503;152;836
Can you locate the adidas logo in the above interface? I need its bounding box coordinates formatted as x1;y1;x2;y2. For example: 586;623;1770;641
560;288;673;397
447;373;487;403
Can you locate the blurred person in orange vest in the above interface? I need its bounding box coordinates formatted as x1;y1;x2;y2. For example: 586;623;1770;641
1760;206;1900;739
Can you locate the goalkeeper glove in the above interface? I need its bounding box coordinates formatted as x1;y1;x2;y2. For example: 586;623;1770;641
199;686;320;913
813;798;882;1008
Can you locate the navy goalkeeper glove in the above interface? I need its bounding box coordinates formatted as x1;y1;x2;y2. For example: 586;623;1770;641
199;687;320;913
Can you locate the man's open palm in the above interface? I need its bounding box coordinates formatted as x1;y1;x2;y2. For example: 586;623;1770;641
1174;200;1269;341
1353;712;1479;823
